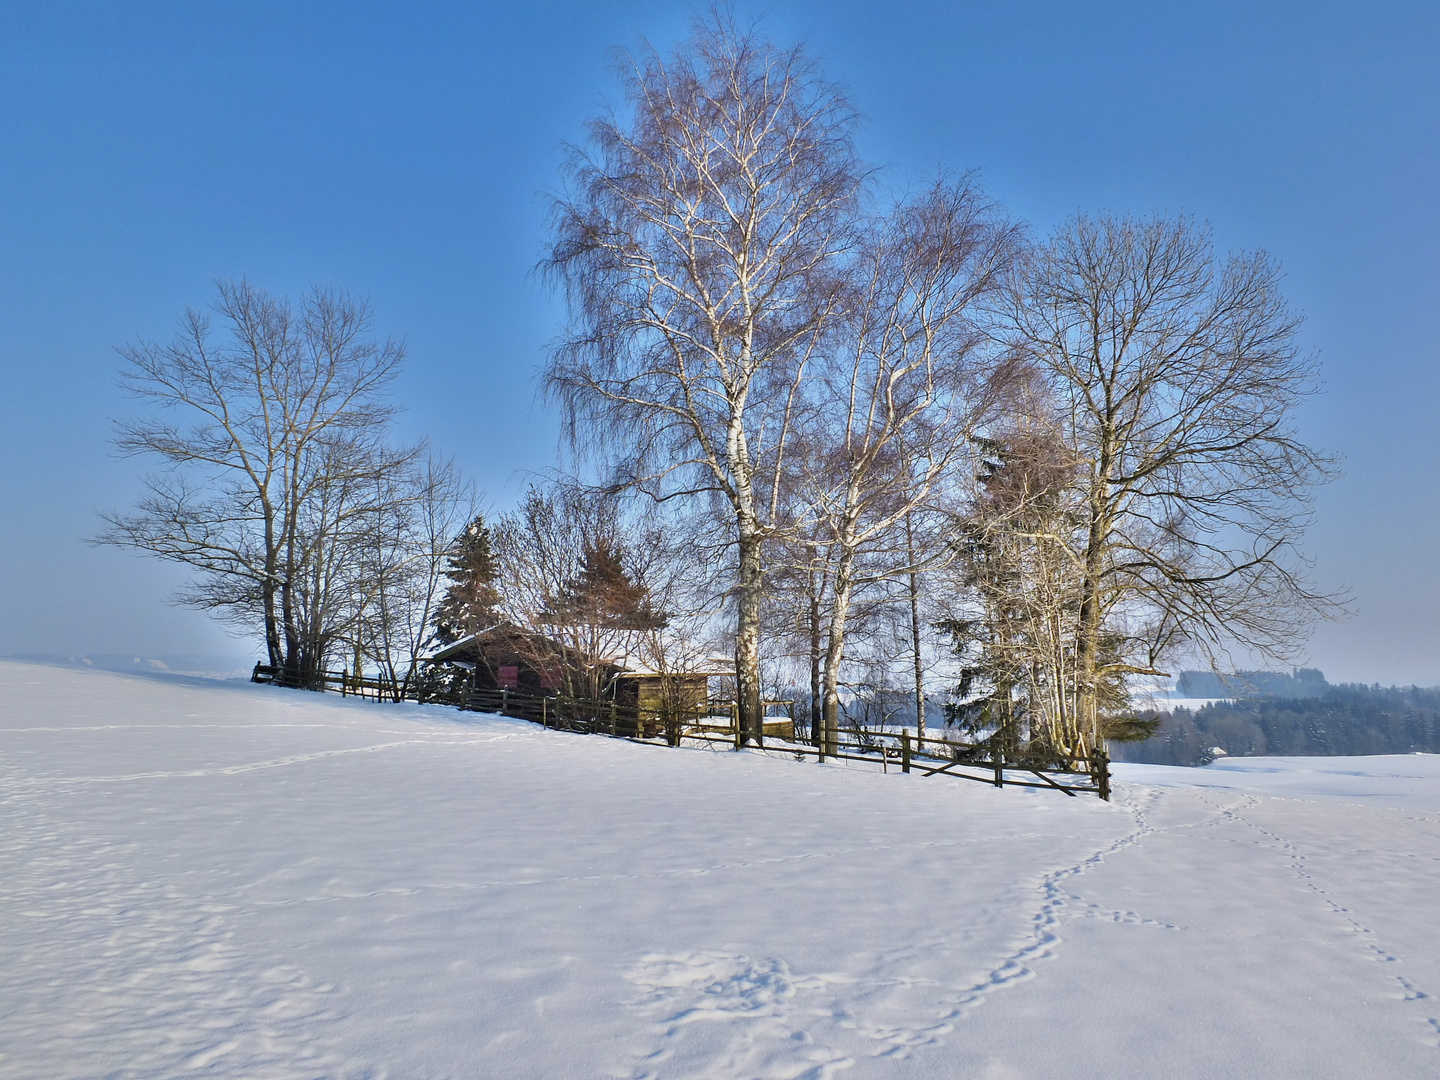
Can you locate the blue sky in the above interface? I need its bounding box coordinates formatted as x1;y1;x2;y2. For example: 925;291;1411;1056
1;1;1435;683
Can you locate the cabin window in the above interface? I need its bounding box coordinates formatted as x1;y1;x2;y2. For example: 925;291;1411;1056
539;668;561;690
498;665;519;689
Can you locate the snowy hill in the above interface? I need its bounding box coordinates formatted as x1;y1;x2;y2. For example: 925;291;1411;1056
5;652;256;679
1;660;1437;1079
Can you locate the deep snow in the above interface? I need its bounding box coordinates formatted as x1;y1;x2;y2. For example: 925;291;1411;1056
1;660;1436;1079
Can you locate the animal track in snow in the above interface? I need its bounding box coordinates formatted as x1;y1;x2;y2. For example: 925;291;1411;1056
1211;792;1440;1049
620;952;854;1080
617;793;1183;1077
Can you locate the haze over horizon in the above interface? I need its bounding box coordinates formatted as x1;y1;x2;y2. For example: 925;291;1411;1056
1;1;1435;685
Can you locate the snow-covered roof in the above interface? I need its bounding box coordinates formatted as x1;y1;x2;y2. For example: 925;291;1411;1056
426;626;730;678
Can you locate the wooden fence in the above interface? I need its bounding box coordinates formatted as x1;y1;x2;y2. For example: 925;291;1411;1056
251;663;408;701
251;662;1109;799
676;723;1108;798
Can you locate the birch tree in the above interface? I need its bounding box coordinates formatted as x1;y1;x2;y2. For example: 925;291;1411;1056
803;179;1018;755
542;13;863;743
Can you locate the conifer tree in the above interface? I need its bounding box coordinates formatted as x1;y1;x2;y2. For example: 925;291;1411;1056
548;540;666;632
431;515;501;646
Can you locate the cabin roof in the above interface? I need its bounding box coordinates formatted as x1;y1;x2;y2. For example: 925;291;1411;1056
427;626;729;679
607;653;732;679
426;623;584;665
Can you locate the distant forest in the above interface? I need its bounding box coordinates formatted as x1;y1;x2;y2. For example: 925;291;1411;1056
1173;668;1330;699
1114;673;1440;765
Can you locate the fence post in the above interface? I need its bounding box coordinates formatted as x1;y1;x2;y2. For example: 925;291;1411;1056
993;750;1004;788
901;731;911;774
501;688;509;716
542;696;548;729
732;703;740;752
610;700;617;737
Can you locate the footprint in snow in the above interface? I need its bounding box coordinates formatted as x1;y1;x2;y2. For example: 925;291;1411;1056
618;951;854;1080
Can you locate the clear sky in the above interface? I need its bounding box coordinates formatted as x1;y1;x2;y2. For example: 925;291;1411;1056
1;1;1435;683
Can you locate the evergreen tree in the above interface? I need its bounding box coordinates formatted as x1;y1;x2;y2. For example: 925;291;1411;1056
431;515;501;645
545;540;666;632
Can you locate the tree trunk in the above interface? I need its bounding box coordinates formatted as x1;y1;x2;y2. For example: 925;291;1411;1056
909;569;925;742
735;524;765;746
280;581;301;686
808;570;823;745
262;577;283;668
904;514;925;742
281;477;303;685
820;550;856;758
262;504;284;667
1074;509;1107;755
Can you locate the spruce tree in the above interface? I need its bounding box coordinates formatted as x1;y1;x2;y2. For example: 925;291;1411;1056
546;540;666;632
431;515;501;645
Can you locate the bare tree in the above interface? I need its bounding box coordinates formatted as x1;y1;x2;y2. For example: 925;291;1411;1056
801;179;1018;754
279;434;426;687
344;455;477;698
763;526;835;743
542;12;864;743
886;505;963;743
1001;214;1339;756
98;280;410;687
625;524;733;743
901;510;930;740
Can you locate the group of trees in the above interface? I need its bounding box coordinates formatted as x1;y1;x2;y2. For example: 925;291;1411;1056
104;14;1335;764
1115;681;1440;766
540;14;1334;758
99;281;476;695
95;272;705;701
432;483;700;702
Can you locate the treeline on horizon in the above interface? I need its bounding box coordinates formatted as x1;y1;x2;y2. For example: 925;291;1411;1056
1115;680;1440;766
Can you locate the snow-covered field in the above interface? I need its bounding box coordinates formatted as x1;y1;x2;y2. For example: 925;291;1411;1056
2;661;1437;1079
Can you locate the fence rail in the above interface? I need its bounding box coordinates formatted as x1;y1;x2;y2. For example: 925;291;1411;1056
680;727;1109;798
250;662;1109;799
251;663;408;701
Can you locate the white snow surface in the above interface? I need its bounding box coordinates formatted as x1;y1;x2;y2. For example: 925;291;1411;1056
2;660;1437;1079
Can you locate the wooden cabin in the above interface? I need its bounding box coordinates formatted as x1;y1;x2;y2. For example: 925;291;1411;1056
427;625;793;740
426;623;609;696
615;671;794;741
